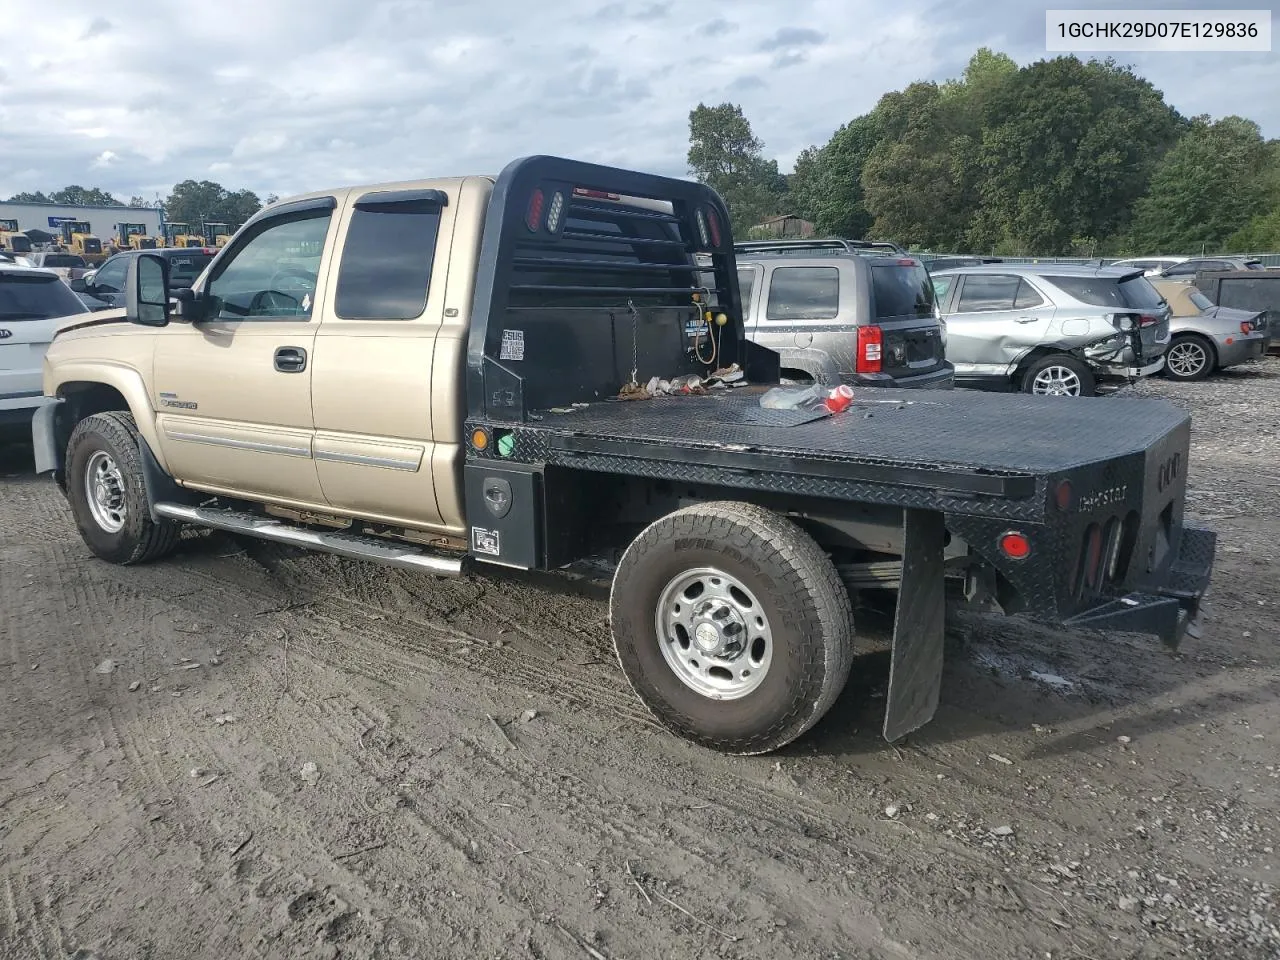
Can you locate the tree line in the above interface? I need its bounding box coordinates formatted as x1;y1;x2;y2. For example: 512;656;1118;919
688;49;1280;256
6;180;277;233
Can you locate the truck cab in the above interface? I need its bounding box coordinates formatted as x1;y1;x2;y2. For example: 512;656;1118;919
0;219;33;255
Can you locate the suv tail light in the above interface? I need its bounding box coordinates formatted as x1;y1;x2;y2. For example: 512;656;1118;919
856;326;883;374
1241;320;1254;334
1138;314;1160;327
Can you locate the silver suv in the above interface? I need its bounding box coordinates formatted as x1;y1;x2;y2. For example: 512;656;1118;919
931;264;1171;397
733;240;953;389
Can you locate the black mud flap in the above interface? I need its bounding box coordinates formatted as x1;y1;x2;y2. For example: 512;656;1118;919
883;509;947;742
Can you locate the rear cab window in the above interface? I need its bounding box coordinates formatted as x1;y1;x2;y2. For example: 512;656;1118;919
766;266;839;321
335;191;444;320
0;272;88;319
165;252;215;287
42;255;87;269
871;262;935;319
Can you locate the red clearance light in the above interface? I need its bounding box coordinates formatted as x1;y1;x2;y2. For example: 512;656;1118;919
572;186;621;201
707;209;722;247
856;325;883;374
999;531;1032;560
1054;479;1073;511
526;189;545;232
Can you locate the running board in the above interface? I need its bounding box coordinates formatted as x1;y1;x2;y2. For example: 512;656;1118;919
152;502;465;577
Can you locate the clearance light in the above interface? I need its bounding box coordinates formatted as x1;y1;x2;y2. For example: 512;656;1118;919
471;427;490;451
525;189;544;232
1054;479;1073;511
545;191;565;233
707;209;722;247
999;531;1031;560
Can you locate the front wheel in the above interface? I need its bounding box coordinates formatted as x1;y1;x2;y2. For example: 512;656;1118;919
65;412;180;564
610;502;854;754
1022;355;1096;397
1163;334;1215;381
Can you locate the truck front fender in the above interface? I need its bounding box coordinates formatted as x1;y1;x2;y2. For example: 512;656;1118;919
43;360;168;473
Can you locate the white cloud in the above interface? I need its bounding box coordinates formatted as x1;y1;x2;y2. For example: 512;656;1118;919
0;0;1275;204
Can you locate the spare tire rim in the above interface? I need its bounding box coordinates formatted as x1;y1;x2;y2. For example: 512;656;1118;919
1167;341;1208;377
1031;365;1082;396
85;449;127;533
655;566;772;700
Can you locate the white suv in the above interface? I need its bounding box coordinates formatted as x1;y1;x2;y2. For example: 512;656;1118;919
0;264;88;438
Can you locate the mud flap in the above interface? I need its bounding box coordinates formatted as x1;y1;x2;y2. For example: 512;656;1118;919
883;509;947;742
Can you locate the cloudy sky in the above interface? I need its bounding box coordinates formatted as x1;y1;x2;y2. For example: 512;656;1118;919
1;0;1276;204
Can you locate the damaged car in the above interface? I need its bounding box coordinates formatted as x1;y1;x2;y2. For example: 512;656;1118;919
931;264;1171;397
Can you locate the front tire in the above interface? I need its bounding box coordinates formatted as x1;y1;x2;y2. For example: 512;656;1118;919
66;412;180;564
610;502;854;754
1163;334;1215;381
1022;355;1096;397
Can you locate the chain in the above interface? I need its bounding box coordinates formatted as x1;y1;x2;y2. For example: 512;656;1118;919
627;298;640;386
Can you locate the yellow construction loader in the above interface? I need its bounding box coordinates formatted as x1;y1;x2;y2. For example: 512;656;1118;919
0;218;33;256
163;222;206;248
202;221;232;248
112;222;157;252
58;220;105;264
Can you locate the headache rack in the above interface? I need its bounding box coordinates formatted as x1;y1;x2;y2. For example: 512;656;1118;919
466;156;777;422
735;238;907;258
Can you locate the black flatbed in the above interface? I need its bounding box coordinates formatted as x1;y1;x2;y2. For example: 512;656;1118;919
485;386;1189;520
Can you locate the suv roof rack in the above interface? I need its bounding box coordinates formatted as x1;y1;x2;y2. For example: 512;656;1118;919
734;238;907;257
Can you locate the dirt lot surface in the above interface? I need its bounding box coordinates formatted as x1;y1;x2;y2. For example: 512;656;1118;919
2;359;1278;960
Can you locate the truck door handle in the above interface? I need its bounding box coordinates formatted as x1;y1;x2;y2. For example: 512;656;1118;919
274;346;307;373
1014;317;1039;324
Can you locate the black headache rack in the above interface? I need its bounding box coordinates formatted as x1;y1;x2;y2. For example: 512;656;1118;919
466;156;779;423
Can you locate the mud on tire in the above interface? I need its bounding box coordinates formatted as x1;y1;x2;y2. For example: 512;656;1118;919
65;411;180;565
610;501;854;755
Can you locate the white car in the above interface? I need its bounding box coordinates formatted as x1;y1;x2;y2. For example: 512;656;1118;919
0;264;89;439
1109;256;1188;277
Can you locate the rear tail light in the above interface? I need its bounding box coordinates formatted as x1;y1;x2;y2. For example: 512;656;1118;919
1053;479;1073;511
1138;314;1160;327
525;189;545;232
1241;321;1254;334
706;209;722;247
856;325;883;374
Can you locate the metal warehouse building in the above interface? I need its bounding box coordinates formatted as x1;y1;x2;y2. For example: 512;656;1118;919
0;200;162;243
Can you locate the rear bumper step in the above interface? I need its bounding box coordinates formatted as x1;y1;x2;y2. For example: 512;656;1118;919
152;503;465;577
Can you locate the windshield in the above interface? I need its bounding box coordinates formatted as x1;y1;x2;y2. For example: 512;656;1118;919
1189;290;1215;311
0;273;88;320
872;262;936;319
1046;274;1166;310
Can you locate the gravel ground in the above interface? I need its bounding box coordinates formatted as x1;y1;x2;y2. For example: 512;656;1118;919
1;358;1277;960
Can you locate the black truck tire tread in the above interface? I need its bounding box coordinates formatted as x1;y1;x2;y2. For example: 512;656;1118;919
610;501;854;755
66;411;181;565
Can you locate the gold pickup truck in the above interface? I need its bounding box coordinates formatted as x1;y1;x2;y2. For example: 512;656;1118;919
34;156;1215;755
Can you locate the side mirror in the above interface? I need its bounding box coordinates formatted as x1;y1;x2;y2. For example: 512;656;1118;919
69;277;88;293
125;254;170;327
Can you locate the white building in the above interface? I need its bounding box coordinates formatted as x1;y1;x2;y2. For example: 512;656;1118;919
0;200;163;244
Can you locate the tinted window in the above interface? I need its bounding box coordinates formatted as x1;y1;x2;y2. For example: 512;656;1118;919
207;211;330;320
1045;275;1166;309
335;197;442;320
957;274;1020;311
1245;260;1264;270
43;254;87;268
737;267;757;316
92;257;129;294
1013;280;1044;309
0;273;88;320
1189;290;1214;311
931;275;954;302
766;267;839;320
164;252;214;286
872;263;935;319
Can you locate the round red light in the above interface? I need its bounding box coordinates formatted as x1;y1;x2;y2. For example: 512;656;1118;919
999;532;1031;560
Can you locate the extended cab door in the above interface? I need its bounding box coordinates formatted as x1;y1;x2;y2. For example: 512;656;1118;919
309;182;467;533
151;197;339;505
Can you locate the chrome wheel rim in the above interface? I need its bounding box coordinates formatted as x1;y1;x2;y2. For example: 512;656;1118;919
655;567;772;700
1167;341;1208;377
1031;365;1082;396
85;450;127;533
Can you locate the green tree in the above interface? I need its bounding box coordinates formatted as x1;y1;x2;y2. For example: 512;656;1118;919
687;102;785;231
8;185;121;206
971;57;1183;254
128;196;151;208
1131;116;1269;252
788;112;883;238
163;179;262;231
